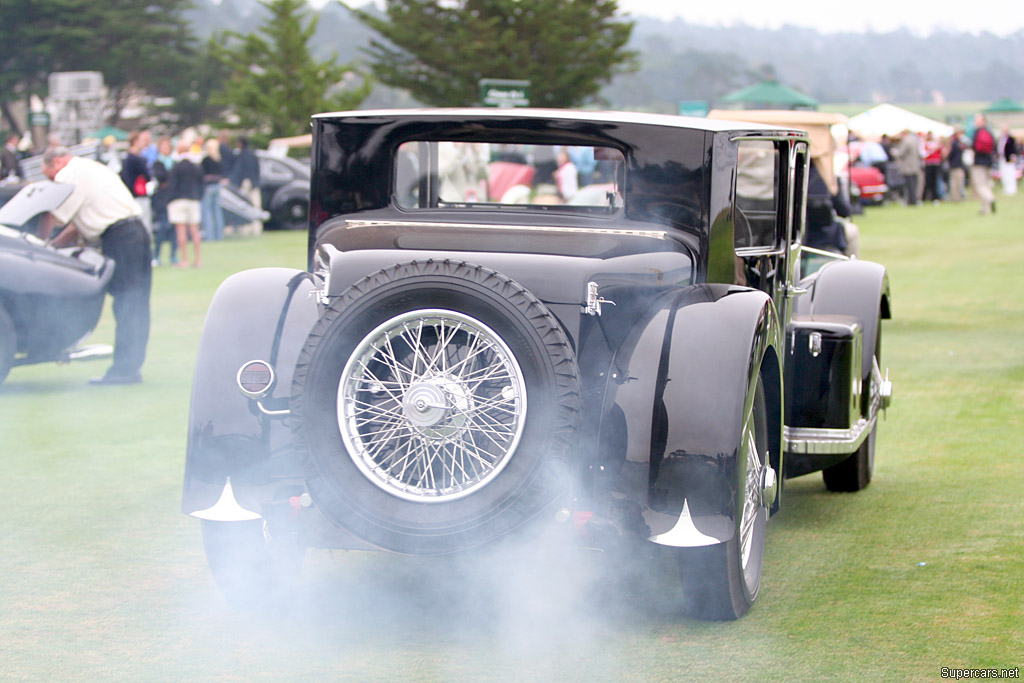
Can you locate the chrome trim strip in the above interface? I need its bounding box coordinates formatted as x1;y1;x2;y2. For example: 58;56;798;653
801;245;850;260
343;219;666;240
67;343;113;362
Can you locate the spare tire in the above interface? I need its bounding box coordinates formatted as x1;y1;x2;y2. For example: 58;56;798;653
291;260;581;554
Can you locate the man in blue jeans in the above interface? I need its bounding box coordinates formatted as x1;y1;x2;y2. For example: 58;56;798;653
39;147;152;385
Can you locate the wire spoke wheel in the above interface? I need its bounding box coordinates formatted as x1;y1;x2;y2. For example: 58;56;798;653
676;372;771;621
738;391;769;597
339;309;528;502
293;260;580;554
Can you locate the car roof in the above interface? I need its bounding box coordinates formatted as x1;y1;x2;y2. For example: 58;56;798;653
313;108;806;136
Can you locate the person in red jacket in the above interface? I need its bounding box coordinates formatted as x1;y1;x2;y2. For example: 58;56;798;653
971;114;996;215
922;132;944;203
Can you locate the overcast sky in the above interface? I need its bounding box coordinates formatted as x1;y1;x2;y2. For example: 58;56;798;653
614;0;1022;36
332;0;1023;36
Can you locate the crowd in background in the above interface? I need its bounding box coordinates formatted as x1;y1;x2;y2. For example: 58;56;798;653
109;129;262;268
856;113;1019;215
0;127;264;266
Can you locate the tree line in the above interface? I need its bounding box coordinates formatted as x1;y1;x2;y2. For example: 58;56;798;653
0;0;636;144
5;0;1018;142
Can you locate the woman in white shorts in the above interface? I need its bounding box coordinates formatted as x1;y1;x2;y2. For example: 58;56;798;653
167;139;205;267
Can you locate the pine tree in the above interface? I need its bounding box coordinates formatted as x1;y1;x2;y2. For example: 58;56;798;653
215;0;372;141
0;0;197;130
348;0;636;108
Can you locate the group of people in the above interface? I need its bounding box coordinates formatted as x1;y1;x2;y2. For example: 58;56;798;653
32;128;261;386
867;114;1019;215
116;130;262;268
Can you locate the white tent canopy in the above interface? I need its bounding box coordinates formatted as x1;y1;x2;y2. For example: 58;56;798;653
849;104;955;140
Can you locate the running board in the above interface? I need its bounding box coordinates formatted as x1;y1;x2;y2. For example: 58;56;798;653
784;416;874;455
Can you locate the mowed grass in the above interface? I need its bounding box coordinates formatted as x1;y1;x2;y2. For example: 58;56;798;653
1;194;1022;681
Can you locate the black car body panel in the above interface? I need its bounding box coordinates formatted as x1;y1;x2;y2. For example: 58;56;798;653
184;267;318;509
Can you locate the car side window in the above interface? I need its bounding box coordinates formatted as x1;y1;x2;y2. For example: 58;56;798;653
734;141;780;252
261;159;292;183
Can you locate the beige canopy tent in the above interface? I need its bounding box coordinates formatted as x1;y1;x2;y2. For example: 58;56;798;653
707;109;849;194
848;103;954;139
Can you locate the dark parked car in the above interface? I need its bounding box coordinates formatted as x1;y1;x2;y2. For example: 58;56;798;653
256;150;310;231
183;109;893;620
0;182;113;386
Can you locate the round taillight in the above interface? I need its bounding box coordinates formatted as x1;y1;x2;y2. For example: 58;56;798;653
236;360;275;399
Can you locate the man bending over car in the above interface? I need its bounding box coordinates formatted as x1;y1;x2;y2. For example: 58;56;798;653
38;147;152;385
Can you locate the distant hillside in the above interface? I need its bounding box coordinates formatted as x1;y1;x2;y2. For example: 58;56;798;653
618;18;1024;112
186;0;1024;111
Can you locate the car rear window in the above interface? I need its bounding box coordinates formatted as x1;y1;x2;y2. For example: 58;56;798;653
395;141;624;214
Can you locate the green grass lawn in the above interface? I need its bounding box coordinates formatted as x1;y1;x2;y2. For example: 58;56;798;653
1;194;1022;681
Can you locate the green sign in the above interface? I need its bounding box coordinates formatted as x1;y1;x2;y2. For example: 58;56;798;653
29;112;51;127
479;79;531;108
678;100;709;118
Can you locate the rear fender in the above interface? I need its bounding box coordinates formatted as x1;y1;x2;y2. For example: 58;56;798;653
795;258;891;379
641;285;783;547
182;268;318;517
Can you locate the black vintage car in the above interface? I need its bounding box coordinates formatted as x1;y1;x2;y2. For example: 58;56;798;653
256;150;310;231
183;109;893;620
0;182;114;386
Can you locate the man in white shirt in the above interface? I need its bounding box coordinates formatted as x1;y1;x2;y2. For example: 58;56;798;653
39;147;152;384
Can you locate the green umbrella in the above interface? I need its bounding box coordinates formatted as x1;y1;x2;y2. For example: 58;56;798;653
983;97;1024;113
87;125;129;141
720;80;818;110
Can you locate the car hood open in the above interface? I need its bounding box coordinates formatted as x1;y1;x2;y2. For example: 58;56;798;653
0;181;74;229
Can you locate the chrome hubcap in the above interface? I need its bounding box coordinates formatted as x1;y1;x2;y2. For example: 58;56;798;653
761;466;778;508
338;310;527;503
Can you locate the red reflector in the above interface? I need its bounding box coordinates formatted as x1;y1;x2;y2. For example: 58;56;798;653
573;510;594;535
236;360;275;398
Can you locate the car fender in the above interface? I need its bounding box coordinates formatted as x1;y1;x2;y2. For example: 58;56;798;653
182;267;318;517
604;284;783;547
0;244;113;354
796;258;891;378
0;243;112;298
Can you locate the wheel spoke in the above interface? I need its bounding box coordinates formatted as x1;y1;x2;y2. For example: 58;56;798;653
353;360;405;405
